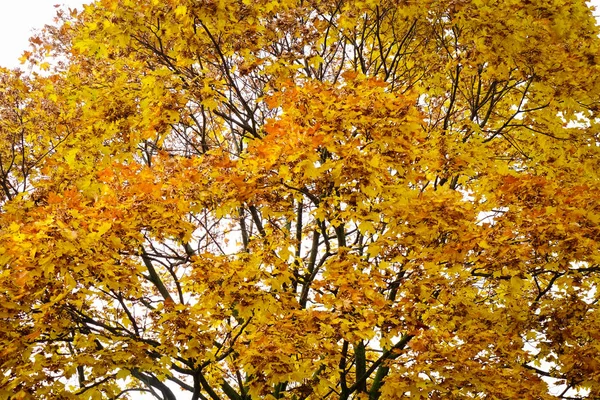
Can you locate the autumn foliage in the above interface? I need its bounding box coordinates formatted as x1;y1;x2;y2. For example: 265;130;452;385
1;0;600;399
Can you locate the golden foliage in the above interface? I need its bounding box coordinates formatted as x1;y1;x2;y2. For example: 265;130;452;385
1;0;600;399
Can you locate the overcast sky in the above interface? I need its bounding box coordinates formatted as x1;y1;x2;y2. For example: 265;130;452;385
0;0;87;69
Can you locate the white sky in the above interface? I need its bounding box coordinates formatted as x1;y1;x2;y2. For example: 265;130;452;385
0;0;87;69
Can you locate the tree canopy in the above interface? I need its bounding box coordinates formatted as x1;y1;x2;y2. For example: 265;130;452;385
1;0;600;399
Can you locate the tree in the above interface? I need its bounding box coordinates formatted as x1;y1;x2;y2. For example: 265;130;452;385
1;0;600;398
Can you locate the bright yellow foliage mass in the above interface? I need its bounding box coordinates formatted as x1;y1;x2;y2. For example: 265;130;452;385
1;0;600;399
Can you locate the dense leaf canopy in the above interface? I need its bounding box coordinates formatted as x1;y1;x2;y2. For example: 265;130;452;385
1;0;600;399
